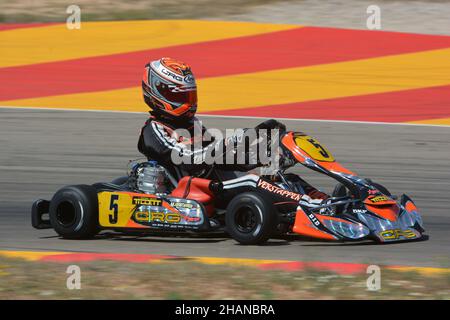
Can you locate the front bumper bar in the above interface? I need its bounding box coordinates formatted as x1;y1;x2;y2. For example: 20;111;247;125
31;199;51;229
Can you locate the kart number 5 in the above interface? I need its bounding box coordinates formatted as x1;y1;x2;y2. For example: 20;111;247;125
307;138;330;158
109;194;119;224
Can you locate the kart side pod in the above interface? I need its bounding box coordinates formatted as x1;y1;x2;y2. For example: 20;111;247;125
170;176;222;217
97;177;222;230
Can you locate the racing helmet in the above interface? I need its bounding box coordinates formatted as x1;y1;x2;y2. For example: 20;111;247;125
142;57;197;122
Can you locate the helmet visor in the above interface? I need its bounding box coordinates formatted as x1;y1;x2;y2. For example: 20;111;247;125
151;72;197;106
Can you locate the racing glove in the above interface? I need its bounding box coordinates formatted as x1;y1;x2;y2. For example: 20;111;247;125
218;128;260;171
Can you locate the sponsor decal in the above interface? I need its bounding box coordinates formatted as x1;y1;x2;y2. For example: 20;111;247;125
168;201;201;222
379;229;417;240
179;214;201;223
171;202;194;209
307;213;321;227
161;68;183;82
369;195;390;203
132;197;162;206
353;209;368;214
257;179;301;201
135;210;181;224
135;211;150;222
184;74;195;84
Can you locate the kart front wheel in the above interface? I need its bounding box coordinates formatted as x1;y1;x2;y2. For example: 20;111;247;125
49;185;99;239
225;192;276;245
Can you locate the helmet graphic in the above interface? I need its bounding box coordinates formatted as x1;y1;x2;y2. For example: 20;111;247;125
142;57;197;122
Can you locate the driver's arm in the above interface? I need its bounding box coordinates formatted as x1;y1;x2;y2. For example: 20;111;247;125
139;120;220;172
139;119;284;172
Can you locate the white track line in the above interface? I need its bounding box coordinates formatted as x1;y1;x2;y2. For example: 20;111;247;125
0;105;146;115
1;105;449;128
200;114;450;128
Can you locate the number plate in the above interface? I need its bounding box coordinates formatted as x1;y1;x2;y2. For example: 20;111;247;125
294;135;335;162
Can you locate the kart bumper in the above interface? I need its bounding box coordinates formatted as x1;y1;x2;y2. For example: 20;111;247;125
31;199;51;229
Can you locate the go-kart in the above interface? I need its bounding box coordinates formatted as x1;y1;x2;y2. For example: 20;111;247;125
31;124;425;244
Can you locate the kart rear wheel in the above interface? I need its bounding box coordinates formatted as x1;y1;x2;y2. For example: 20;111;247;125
49;185;99;239
225;192;276;245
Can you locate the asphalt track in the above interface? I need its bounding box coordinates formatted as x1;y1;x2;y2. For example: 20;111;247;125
0;108;449;267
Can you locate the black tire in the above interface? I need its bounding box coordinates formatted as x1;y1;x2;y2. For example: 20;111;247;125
49;185;99;239
225;192;276;245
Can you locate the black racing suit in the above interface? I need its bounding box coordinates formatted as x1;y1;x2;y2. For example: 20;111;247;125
137;115;257;181
137;115;327;205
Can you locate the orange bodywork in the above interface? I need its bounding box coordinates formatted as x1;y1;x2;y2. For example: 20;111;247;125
170;177;215;216
365;204;399;222
364;195;399;222
281;133;306;162
405;200;418;213
126;219;150;228
319;161;355;175
292;208;337;240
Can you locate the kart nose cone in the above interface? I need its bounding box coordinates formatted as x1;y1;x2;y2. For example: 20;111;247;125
356;211;423;242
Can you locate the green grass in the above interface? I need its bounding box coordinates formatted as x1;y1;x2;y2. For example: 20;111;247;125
0;256;449;299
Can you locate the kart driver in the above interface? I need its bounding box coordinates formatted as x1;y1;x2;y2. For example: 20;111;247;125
137;57;327;201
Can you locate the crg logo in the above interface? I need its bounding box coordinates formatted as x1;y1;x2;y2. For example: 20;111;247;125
161;68;183;82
